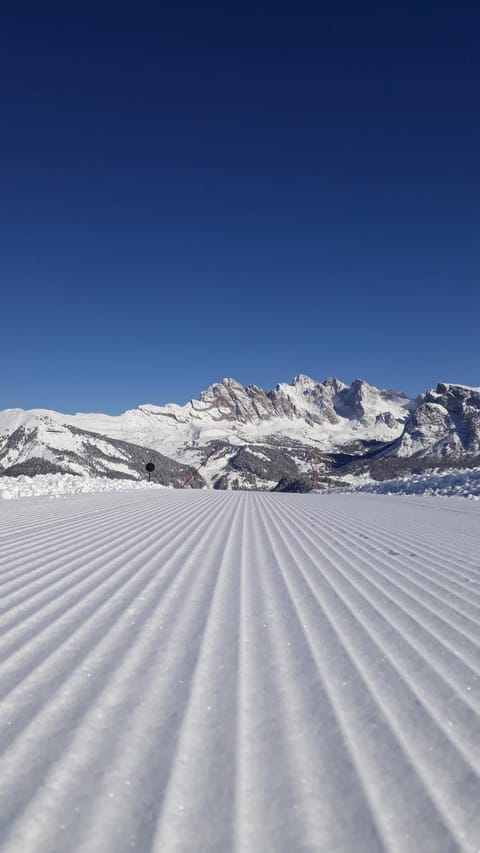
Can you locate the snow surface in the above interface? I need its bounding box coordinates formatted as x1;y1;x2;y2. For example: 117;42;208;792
325;468;480;500
0;474;165;500
3;468;480;502
1;489;480;852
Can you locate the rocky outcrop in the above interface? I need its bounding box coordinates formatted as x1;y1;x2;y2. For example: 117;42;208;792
388;383;480;461
189;375;411;434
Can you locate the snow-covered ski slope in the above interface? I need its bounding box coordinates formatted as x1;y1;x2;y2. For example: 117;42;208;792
1;490;480;853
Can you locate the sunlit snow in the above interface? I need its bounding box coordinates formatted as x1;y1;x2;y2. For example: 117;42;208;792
0;490;479;851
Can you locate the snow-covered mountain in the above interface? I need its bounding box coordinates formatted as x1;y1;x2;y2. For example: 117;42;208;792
0;376;478;488
0;410;205;487
392;383;480;458
0;376;411;488
348;382;480;481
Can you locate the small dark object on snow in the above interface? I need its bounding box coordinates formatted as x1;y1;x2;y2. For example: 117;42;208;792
145;462;155;481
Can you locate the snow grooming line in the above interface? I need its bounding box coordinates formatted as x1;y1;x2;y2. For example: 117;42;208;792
0;491;480;851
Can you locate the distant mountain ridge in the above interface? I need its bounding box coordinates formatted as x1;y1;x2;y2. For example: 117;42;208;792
0;376;478;489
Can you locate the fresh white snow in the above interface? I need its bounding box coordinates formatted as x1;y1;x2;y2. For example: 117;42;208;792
0;474;165;500
1;489;480;852
325;467;480;500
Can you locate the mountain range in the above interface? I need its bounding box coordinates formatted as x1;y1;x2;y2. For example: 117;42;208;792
1;376;479;490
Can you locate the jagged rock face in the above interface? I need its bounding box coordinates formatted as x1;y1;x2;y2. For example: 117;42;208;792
269;376;344;425
429;383;480;410
335;380;413;426
392;383;480;459
197;376;328;424
197;379;282;423
376;411;397;429
193;375;410;432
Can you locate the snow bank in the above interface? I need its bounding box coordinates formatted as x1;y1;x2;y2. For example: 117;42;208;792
0;473;166;500
322;467;480;499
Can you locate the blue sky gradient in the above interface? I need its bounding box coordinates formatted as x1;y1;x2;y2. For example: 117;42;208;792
1;2;479;412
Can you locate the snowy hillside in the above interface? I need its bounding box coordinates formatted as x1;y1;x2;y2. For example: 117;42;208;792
1;489;480;851
0;410;205;487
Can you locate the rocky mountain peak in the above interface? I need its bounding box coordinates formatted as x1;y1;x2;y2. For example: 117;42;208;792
389;382;480;460
292;374;316;387
431;383;480;411
323;377;348;392
197;378;274;424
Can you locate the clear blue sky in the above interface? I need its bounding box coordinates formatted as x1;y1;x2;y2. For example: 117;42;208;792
1;2;479;413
